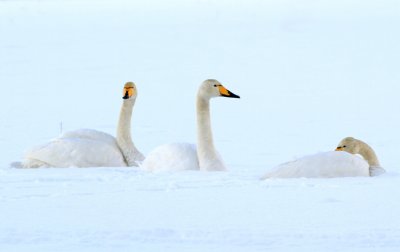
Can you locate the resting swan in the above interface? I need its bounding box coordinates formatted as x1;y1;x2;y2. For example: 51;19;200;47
262;137;385;179
21;82;144;168
142;79;240;171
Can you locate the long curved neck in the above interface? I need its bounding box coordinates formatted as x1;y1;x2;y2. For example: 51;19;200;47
358;141;381;168
116;98;144;166
196;96;225;171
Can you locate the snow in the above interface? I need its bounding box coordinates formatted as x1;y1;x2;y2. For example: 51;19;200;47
1;0;400;251
2;168;400;251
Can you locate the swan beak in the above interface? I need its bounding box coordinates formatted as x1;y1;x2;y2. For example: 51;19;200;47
219;86;240;98
123;87;135;99
335;147;343;151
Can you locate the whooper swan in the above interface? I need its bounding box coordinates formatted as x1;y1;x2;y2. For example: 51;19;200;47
21;82;144;168
262;137;384;179
142;79;240;172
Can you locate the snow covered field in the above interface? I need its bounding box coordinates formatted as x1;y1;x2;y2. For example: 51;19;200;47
1;168;400;252
1;0;400;251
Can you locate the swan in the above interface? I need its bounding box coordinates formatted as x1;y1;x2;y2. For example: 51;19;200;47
20;82;144;168
142;79;240;172
262;137;385;179
335;137;385;176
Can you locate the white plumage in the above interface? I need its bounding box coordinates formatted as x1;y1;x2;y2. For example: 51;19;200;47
262;137;384;179
142;143;198;171
23;129;127;168
262;151;369;179
142;79;240;172
20;82;144;168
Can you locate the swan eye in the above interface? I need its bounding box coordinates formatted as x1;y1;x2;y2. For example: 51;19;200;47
343;145;346;148
214;85;217;87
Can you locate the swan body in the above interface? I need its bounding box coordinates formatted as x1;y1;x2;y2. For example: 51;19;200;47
23;129;127;168
262;151;369;179
262;137;384;179
21;82;144;168
142;79;239;172
143;143;198;171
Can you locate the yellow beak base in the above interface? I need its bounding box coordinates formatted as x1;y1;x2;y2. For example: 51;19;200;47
123;85;135;99
218;86;240;98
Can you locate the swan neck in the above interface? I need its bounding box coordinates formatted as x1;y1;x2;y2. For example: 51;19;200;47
197;98;215;150
116;99;144;166
358;141;381;168
196;96;225;171
117;99;133;141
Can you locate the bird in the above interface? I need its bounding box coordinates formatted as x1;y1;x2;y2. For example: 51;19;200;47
262;137;384;179
19;82;144;168
142;79;240;172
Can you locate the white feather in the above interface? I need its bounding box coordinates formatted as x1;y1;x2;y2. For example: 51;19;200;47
262;151;370;179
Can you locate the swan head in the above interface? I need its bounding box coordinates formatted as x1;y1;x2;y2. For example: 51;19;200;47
122;82;137;100
198;79;240;100
336;137;382;172
335;137;360;154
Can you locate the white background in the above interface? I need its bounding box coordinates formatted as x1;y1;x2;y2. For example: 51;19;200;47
1;0;400;251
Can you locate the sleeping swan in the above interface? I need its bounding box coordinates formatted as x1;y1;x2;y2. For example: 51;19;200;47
21;82;144;168
142;79;240;172
262;137;385;179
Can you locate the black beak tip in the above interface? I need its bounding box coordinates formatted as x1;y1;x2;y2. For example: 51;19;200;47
228;91;240;99
123;91;129;99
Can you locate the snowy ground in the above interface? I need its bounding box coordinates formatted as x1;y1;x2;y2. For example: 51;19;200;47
1;168;400;252
1;0;400;251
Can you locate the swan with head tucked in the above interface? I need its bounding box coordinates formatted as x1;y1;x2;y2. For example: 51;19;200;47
262;137;385;179
20;82;144;168
142;79;240;172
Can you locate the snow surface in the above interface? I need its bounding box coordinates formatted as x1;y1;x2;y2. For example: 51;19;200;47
1;0;400;251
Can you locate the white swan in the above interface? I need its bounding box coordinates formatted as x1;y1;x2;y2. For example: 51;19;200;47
142;79;240;172
262;137;385;179
21;82;144;168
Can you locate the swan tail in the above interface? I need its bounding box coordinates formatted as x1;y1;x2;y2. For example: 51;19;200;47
370;166;386;176
260;173;272;180
21;158;51;168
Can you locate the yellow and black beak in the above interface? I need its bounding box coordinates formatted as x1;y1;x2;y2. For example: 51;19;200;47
218;85;240;98
123;83;135;99
335;147;343;151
